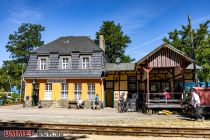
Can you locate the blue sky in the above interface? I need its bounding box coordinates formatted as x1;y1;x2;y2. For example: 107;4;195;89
0;0;210;66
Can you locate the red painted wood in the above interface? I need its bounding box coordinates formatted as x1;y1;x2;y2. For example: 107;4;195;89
148;47;182;68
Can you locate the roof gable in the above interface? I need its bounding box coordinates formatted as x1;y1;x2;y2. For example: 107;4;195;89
33;36;102;54
137;44;194;68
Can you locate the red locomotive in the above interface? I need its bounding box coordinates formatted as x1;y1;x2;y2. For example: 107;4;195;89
192;87;210;115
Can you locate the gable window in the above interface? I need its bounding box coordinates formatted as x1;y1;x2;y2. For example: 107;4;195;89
61;83;68;99
74;83;82;100
82;57;90;69
88;83;95;101
62;58;69;69
40;58;47;70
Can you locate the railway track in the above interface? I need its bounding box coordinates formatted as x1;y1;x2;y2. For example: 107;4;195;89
0;122;210;138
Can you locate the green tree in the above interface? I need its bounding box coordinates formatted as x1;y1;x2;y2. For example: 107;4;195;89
163;20;210;81
1;23;45;92
6;23;45;64
0;60;23;91
96;21;135;63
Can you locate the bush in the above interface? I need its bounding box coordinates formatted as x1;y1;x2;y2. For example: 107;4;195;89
5;99;13;104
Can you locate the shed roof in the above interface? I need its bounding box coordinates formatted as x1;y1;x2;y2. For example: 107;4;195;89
33;36;102;54
105;63;135;71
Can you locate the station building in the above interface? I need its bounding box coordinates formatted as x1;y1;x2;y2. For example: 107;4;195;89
23;35;198;109
23;36;106;107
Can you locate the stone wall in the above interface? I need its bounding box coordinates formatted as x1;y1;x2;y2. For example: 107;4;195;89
24;100;32;107
23;100;102;108
38;100;93;108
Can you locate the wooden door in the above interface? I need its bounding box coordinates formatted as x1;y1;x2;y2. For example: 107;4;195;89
105;89;113;107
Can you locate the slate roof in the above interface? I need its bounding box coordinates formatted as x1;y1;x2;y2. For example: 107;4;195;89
23;36;106;79
105;63;135;71
33;36;102;54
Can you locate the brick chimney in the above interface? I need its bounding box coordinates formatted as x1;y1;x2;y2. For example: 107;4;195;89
99;35;105;52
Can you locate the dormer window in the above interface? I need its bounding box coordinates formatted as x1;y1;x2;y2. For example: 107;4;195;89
62;58;69;69
40;58;47;70
60;56;71;69
82;57;90;69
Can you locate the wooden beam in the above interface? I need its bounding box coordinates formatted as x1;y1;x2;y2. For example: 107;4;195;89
143;67;153;103
182;69;185;99
167;69;173;75
173;67;175;90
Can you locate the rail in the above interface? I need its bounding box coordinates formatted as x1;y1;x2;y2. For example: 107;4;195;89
0;122;210;138
148;92;183;104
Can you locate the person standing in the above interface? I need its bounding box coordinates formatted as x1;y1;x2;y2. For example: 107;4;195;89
77;97;83;109
94;94;99;109
190;88;205;121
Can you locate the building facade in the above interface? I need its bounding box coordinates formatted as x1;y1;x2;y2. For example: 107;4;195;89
23;36;107;107
23;36;197;109
104;45;196;109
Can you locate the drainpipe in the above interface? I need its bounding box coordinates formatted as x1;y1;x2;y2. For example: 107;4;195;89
101;78;104;108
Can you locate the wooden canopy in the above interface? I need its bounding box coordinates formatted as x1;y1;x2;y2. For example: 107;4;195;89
137;44;194;68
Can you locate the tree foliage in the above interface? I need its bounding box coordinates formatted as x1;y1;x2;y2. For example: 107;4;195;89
163;20;210;81
96;21;134;63
0;60;23;91
6;23;45;64
0;23;45;91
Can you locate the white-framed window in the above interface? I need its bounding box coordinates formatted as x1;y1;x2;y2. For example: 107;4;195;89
74;83;82;100
82;57;90;69
88;83;95;101
45;83;52;92
61;83;68;99
62;58;69;69
45;83;52;100
40;58;47;70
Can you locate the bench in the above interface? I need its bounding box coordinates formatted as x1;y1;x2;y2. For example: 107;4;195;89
68;101;85;109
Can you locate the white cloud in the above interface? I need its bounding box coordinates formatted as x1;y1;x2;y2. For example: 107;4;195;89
7;0;42;24
192;15;210;25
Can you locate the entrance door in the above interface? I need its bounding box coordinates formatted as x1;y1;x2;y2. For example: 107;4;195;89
45;83;52;100
105;89;113;107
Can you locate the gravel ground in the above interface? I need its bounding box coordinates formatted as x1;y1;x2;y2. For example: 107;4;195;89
0;105;209;127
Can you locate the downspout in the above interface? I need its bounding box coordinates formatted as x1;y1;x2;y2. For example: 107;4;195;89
101;78;104;108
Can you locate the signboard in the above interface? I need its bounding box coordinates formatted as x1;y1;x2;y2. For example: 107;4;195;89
114;91;119;100
114;91;128;100
47;79;66;83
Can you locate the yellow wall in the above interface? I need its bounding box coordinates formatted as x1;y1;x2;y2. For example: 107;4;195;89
120;81;127;90
25;79;103;102
106;75;114;80
68;80;74;100
25;79;32;100
82;82;88;100
95;82;102;101
52;83;61;100
120;75;127;80
38;79;46;100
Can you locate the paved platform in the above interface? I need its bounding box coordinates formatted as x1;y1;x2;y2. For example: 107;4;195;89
0;105;209;127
